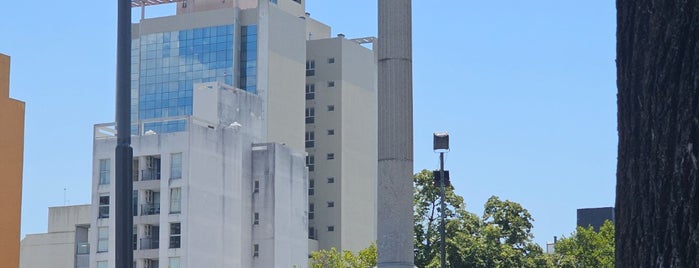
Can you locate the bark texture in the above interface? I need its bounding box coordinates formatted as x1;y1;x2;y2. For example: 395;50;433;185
616;1;699;267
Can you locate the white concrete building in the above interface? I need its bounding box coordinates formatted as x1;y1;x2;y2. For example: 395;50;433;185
91;83;308;268
20;205;91;268
305;36;378;252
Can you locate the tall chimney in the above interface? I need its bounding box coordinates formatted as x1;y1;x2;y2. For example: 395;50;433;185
377;0;414;267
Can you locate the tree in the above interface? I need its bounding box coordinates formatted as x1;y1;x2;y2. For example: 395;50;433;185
413;170;546;267
553;220;615;268
616;1;699;267
309;243;376;268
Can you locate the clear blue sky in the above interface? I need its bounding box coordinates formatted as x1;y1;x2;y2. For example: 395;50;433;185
2;1;616;247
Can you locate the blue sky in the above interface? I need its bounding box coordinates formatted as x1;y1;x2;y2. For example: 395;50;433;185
2;1;616;247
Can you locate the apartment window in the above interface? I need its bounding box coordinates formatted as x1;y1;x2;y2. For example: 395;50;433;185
305;107;315;124
170;153;182;179
97;227;109;252
142;190;160;215
170;223;181;248
327;153;335;160
170;188;181;214
169;257;180;268
97;261;108;268
253;244;260;257
254;212;259;225
327;105;335;111
292;0;301;3
98;195;110;219
327;129;335;135
254;180;260;193
327;226;335;232
328;57;335;64
143;155;161;181
327;201;334;208
327;177;335;184
132;225;137;250
308;179;315;196
305;131;315;148
99;159;110;185
133;191;138;216
327;81;335;87
309;203;315;220
306;60;315;76
305;84;315;100
309;227;317;239
306;155;315;172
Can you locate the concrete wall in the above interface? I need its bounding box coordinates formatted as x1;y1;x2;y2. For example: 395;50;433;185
0;53;24;268
20;205;91;268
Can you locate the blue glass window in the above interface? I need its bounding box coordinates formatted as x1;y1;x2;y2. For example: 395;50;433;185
240;25;258;93
132;25;235;133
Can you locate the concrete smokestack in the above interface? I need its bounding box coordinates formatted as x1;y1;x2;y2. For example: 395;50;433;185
377;0;414;267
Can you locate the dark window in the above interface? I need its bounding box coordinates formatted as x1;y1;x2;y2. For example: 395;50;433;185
327;105;335;112
306;60;315;76
327;129;335;135
327;201;334;208
99;195;110;219
305;131;315;148
254;180;259;193
328;58;335;64
254;212;259;225
327;153;335;160
327;81;335;87
305;84;315;100
305;107;315;124
308;179;315;196
327;226;334;232
327;177;335;184
169;223;181;248
306;155;315;172
309;203;315;220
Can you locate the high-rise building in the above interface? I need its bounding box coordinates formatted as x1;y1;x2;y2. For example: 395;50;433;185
0;52;25;268
304;36;377;252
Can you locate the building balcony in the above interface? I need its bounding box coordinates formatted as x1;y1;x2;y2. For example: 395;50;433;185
142;169;160;181
141;203;160;216
140;238;159;250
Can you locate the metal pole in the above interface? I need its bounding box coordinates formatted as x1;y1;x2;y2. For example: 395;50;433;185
439;152;446;268
116;0;133;267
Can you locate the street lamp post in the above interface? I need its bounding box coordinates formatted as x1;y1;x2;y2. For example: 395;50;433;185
433;132;450;268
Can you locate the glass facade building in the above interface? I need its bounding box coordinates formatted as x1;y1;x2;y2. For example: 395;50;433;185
131;24;257;134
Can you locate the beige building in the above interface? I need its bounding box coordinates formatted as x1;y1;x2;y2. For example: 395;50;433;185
0;53;25;268
20;205;92;268
305;37;378;253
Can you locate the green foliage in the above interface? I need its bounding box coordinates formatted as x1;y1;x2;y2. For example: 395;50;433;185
310;170;615;268
309;243;376;268
413;170;547;267
552;220;615;268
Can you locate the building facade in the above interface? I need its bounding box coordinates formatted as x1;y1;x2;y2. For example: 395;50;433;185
0;53;25;268
577;207;615;231
91;83;308;268
304;37;377;252
20;205;91;268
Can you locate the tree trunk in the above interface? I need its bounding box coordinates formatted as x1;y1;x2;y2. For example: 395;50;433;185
616;1;699;267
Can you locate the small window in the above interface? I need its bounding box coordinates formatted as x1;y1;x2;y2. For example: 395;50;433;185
308;179;315;196
327;153;335;160
327;177;335;184
169;223;181;249
327;81;335;87
305;107;315;124
309;203;315;220
170;153;182;180
169;257;180;268
253;244;260;257
305;84;315;100
170;188;181;214
254;212;259;225
99;195;110;219
305;131;315;148
306;155;315;172
254;180;259;193
328;57;335;64
97;227;109;252
327;201;334;208
327;226;335;232
99;159;110;185
327;129;335;135
327;105;335;112
292;0;301;4
306;60;315;76
309;227;317;239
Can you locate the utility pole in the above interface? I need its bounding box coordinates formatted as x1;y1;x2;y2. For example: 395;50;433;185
115;0;133;267
377;0;414;267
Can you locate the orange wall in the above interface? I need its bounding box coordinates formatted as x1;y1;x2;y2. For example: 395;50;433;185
0;53;24;268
